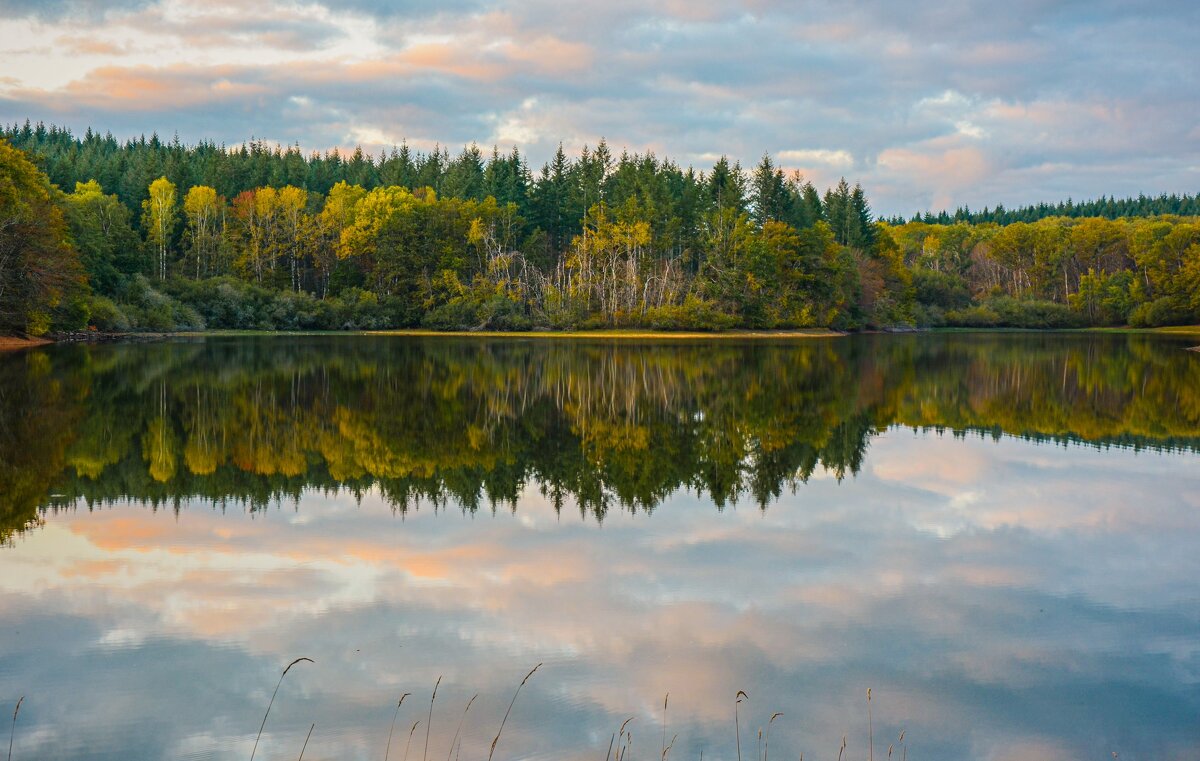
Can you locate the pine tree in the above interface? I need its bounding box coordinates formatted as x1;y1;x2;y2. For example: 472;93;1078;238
750;154;787;225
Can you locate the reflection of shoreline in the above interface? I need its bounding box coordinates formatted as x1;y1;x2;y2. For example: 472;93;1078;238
5;334;1200;539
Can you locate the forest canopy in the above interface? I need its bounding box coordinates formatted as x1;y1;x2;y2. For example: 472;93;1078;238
2;121;1198;335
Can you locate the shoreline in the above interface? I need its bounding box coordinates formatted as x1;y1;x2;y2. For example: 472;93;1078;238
4;324;1200;349
359;328;845;339
0;336;52;351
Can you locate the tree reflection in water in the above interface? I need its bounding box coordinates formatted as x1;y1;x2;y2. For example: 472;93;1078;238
3;333;1199;539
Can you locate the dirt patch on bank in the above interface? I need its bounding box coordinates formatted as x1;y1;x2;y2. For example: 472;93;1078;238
0;335;51;351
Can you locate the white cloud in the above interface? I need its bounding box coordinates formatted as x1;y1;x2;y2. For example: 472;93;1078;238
777;148;855;167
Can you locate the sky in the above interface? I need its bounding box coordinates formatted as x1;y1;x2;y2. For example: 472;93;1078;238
0;0;1197;215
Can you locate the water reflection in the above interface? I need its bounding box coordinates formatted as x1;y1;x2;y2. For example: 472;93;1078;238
1;335;1198;761
4;334;1200;535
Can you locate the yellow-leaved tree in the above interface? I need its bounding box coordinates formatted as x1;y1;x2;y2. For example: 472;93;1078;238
142;176;177;280
183;185;221;278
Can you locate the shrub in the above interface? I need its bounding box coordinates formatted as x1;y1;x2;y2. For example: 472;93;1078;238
1129;295;1193;328
644;296;738;331
912;268;971;311
422;294;533;331
118;275;205;331
946;297;1084;329
86;294;131;332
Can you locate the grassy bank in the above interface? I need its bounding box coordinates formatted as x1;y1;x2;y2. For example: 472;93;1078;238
10;325;1200;347
1082;325;1200;335
164;327;846;340
365;328;844;339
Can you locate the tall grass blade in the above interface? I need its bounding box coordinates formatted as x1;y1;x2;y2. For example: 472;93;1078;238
251;657;313;761
615;718;633;761
763;712;782;761
424;676;442;761
445;694;477;761
384;693;412;761
662;734;677;761
867;688;873;761
734;691;748;761
298;723;314;761
661;693;668;761
8;696;22;761
487;663;542;761
402;721;421;761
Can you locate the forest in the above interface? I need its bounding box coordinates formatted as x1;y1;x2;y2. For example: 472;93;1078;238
2;121;1199;335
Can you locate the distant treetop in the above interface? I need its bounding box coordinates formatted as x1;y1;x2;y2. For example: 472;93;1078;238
885;193;1200;226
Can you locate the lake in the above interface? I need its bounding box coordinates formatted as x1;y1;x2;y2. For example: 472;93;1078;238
1;333;1198;761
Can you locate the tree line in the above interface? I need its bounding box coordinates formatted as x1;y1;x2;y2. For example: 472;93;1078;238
885;192;1200;227
1;121;1198;335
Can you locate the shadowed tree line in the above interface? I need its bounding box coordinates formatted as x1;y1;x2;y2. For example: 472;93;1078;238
3;334;1198;539
888;192;1200;227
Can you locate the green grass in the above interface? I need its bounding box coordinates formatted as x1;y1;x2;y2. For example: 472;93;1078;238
1080;325;1200;335
930;325;1200;336
175;328;845;340
367;328;844;339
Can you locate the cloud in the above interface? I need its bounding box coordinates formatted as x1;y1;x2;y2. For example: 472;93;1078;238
0;0;1197;213
0;0;152;21
778;148;855;168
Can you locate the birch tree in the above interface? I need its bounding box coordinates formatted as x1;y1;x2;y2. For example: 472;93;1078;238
142;176;177;280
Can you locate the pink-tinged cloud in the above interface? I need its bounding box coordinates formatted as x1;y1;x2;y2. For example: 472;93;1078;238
3;64;271;111
877;139;992;209
55;35;129;56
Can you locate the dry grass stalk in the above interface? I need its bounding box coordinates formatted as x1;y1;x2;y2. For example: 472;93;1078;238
867;688;873;761
763;712;782;761
734;691;748;761
445;694;478;761
402;721;421;761
8;696;22;761
487;663;542;761
661;693;669;761
251;657;313;761
384;693;412;761
424;676;442;761
615;717;634;761
662;733;678;761
298;723;314;761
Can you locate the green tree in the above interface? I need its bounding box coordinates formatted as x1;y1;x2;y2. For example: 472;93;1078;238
0;140;85;334
65;179;143;295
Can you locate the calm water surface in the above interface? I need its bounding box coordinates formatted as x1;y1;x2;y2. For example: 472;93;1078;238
1;334;1198;761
